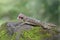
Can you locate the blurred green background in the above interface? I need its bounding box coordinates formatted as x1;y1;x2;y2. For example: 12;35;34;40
0;0;59;26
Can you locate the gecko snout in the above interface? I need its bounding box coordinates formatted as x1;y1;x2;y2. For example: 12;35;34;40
17;13;25;20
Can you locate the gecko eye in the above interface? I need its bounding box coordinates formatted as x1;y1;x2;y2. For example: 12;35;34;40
19;16;23;19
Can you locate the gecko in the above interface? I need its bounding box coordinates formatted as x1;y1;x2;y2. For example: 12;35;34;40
17;13;56;29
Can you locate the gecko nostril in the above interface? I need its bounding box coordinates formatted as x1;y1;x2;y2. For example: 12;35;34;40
19;16;21;18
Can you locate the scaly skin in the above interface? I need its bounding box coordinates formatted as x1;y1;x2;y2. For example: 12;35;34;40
17;13;56;29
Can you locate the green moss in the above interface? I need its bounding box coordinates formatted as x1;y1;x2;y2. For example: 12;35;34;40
20;27;52;40
0;22;58;40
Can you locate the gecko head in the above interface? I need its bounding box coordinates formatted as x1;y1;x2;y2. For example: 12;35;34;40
17;13;25;20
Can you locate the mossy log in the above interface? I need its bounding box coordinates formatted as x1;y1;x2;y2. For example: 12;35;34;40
0;21;60;40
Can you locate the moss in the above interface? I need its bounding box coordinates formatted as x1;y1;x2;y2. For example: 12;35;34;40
20;27;52;40
0;22;58;40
